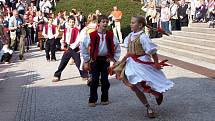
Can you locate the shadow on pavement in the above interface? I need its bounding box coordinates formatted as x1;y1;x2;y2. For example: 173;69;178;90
32;76;215;121
1;61;215;121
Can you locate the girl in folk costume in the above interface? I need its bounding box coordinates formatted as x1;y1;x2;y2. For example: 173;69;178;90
52;16;88;82
112;16;174;118
78;13;98;84
84;13;98;34
42;17;59;61
81;15;121;107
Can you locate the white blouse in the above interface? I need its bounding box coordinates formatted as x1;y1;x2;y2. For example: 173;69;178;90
124;31;157;55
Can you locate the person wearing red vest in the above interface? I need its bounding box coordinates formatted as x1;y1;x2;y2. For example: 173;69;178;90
42;17;59;61
81;15;121;107
52;16;88;82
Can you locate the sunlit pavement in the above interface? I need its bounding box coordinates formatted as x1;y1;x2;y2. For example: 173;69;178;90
0;46;214;121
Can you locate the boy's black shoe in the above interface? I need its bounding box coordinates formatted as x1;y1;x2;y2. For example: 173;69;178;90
19;55;24;60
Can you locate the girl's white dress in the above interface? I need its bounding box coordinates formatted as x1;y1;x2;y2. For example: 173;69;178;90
124;31;174;93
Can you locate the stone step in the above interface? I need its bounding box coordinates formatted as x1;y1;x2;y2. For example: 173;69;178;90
157;50;215;70
161;35;215;48
171;31;215;41
182;27;215;34
156;44;215;64
154;38;215;56
189;23;210;28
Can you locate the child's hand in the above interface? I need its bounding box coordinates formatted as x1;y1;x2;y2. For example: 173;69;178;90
44;35;48;38
83;62;90;71
153;63;162;70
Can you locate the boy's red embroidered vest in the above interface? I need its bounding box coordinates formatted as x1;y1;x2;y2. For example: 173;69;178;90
89;31;115;61
63;27;79;44
44;24;57;35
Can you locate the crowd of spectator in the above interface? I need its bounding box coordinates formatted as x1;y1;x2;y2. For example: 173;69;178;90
0;0;58;63
0;0;124;64
142;0;215;38
0;0;214;64
0;0;98;63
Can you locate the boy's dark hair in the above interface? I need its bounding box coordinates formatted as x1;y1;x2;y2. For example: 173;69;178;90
60;16;65;21
68;15;76;21
71;9;76;15
97;15;108;23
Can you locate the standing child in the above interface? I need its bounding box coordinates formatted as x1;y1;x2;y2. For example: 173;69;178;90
42;17;59;61
113;16;174;118
81;15;121;107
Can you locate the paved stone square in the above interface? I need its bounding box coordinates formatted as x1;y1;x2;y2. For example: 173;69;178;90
0;46;215;121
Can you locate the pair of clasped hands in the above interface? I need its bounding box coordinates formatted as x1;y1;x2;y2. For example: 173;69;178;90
83;54;163;71
83;58;117;71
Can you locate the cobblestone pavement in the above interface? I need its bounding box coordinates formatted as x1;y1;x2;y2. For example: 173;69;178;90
0;46;215;121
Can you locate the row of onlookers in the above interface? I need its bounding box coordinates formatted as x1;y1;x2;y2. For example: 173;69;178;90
0;0;123;64
142;0;215;38
0;0;56;63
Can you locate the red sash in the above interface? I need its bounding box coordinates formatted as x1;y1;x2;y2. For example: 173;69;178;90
130;55;171;67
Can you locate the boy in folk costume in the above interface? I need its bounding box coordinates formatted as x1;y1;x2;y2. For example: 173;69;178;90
81;15;121;107
42;17;59;61
112;16;174;118
52;16;88;82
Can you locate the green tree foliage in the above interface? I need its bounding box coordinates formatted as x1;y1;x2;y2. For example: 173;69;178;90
55;0;145;38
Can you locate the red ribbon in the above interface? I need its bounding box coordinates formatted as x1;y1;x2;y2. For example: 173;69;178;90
130;55;172;67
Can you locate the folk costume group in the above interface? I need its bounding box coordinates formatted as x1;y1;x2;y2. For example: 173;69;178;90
48;14;174;118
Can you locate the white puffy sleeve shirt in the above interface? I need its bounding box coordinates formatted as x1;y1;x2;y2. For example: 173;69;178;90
81;32;121;62
124;31;157;55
